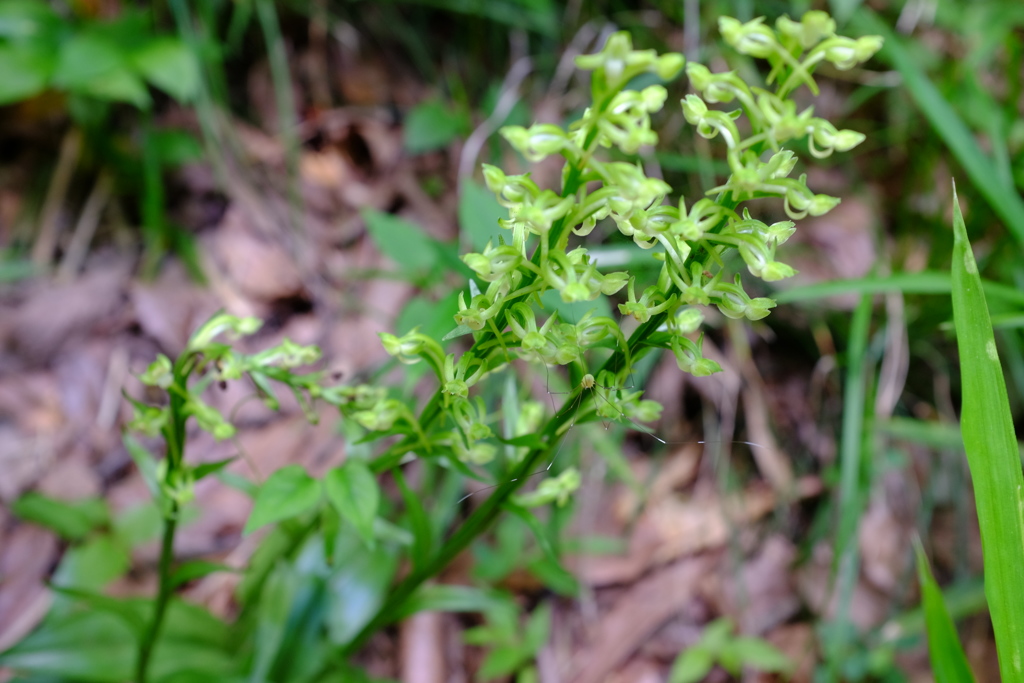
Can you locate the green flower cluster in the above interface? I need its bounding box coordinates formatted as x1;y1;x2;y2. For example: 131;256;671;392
369;13;879;498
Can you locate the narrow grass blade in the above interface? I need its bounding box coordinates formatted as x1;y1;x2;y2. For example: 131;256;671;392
826;293;873;681
915;541;977;683
775;271;1024;308
855;10;1024;250
949;182;1024;681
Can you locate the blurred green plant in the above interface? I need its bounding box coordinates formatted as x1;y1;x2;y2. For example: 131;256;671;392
0;0;203;275
669;618;790;683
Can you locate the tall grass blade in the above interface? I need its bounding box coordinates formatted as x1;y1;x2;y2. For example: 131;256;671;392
826;293;872;681
914;541;977;683
949;182;1024;681
855;11;1024;250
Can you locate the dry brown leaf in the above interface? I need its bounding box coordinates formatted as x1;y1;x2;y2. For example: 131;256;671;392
783;196;878;309
796;542;889;630
208;207;304;303
130;260;219;355
719;535;801;635
764;623;816;683
569;556;714;683
9;261;129;364
605;657;664;683
0;524;58;650
579;477;822;587
858;492;912;594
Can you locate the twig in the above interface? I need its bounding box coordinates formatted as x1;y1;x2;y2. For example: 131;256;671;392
31;128;82;268
57;172;113;282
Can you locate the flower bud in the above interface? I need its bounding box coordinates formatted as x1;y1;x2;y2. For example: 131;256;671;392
760;261;798;281
188;313;262;351
380;331;423;363
808;193;841;216
681;94;709;125
140;354;173;388
656;53;685;80
719;17;778;59
674;307;704;334
776;11;835;49
766;220;796;245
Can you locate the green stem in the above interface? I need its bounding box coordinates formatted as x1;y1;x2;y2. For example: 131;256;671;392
135;357;192;682
135;505;179;682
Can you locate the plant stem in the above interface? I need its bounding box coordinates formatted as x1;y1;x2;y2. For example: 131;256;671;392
136;357;191;682
135;506;179;683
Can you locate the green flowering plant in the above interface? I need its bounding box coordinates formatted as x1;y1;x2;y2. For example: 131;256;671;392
354;11;879;485
332;10;881;656
123;312;347;681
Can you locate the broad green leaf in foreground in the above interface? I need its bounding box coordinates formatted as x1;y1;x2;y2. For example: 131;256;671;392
325;460;380;548
949;182;1024;681
244;465;322;535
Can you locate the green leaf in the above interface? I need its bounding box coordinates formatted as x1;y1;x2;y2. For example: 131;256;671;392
669;646;714;683
148;128;204;166
540;289;612;324
915;543;977;683
244;465;322;535
0;610;135;681
0;43;54;104
150;598;237;680
479;643;530;680
396;290;461;340
403;98;469;154
324;460;380;547
442;323;475;341
949;183;1024;681
459;179;508;252
170;560;235;589
51;534;130;591
52;32;150;107
394;468;433;572
721;637;792;675
11;493;109;541
249;561;300;681
111;502;163;547
523;603;551;653
0;0;61;41
362;209;440;276
124;434;165;507
395;584;509;620
131;37;200;103
192;457;236;482
324;534;399;647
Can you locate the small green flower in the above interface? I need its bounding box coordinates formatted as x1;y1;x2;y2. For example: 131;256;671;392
500;123;575;162
513;467;581;508
671;334;723;377
672;308;705;335
129;402;168;438
682;94;742;148
186;397;236;441
140;354;173;389
719;16;778;59
188;313;262;351
353;399;403;432
776;11;835;50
